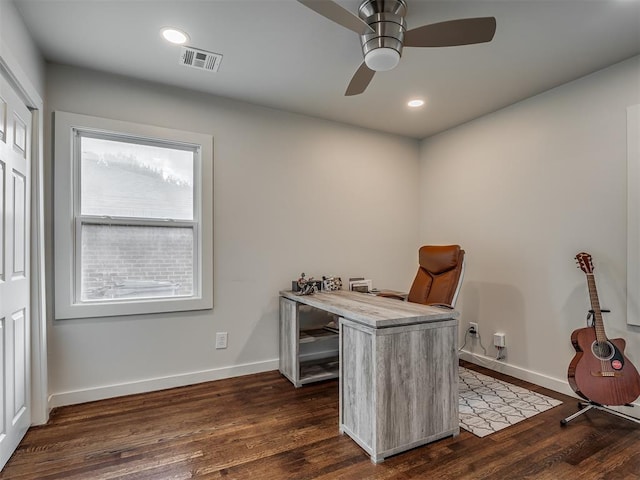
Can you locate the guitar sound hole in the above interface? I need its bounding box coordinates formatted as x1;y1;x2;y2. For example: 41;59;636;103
591;341;614;361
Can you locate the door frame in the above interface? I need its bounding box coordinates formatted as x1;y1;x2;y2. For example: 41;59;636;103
0;48;48;426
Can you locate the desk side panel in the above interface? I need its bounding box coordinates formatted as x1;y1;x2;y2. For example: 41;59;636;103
341;319;374;454
376;321;459;453
279;297;298;384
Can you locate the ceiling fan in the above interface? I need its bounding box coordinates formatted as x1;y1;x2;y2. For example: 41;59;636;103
297;0;497;96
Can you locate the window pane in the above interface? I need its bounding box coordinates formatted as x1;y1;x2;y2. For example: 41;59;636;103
80;224;194;301
81;136;194;220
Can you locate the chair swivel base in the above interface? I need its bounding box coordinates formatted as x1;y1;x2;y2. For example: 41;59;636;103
560;401;640;426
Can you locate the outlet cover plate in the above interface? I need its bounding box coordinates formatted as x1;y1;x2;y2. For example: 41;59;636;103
469;322;478;335
215;332;228;349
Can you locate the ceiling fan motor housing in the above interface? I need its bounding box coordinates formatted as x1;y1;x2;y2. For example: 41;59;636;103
358;0;407;71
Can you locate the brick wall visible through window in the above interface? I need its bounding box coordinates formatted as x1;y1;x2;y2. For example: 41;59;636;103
81;225;194;300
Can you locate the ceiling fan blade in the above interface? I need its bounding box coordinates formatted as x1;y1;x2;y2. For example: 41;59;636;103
345;62;376;96
297;0;374;35
404;17;496;47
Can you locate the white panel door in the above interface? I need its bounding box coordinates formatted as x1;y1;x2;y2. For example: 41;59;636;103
0;73;31;470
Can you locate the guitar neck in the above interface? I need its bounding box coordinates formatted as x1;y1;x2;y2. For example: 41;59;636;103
586;273;607;342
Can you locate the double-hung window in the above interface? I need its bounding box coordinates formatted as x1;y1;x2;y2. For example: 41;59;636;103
54;112;213;319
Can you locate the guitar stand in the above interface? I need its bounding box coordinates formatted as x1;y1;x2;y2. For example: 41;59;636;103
561;401;640;426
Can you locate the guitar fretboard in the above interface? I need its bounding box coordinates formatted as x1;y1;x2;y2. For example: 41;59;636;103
586;273;608;344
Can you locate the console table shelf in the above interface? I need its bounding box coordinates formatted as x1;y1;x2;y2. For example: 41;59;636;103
299;356;339;384
299;328;338;343
279;297;340;388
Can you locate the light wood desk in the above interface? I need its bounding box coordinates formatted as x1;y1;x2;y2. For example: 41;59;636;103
279;290;459;463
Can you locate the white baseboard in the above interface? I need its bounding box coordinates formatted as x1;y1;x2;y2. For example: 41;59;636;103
48;352;640;422
48;358;280;408
459;350;640;419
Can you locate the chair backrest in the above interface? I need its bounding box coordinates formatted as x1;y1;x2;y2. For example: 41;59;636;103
407;245;465;307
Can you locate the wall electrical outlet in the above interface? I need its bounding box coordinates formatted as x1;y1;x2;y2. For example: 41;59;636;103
215;332;228;349
469;322;478;336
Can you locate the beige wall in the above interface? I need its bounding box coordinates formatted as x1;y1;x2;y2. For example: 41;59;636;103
45;64;421;405
0;0;45;96
419;56;640;400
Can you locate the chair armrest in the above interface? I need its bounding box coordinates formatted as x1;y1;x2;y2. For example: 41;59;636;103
375;291;408;301
427;302;454;309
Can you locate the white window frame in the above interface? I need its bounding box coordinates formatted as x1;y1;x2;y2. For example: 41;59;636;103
54;111;213;319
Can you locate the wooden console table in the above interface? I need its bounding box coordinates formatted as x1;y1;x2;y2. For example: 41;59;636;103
279;290;459;463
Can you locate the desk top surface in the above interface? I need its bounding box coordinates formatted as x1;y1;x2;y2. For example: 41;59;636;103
279;290;458;328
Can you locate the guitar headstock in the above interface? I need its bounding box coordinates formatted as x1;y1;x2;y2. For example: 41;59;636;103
576;252;594;274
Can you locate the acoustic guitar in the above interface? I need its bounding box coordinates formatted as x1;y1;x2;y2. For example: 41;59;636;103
568;252;640;406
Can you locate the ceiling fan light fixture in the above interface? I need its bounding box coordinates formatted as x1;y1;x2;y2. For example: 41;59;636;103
297;0;497;96
364;47;400;72
161;27;190;45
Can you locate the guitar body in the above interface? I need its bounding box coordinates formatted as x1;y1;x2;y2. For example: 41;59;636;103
568;326;640;405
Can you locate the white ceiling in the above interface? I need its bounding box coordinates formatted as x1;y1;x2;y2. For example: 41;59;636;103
14;0;640;139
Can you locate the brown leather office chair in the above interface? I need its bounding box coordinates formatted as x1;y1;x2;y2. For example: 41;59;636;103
407;245;465;308
382;245;465;308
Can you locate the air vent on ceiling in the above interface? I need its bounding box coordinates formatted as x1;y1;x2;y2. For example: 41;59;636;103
179;46;222;72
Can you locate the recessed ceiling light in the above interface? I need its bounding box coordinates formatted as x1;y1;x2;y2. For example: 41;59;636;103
407;99;425;108
161;28;190;45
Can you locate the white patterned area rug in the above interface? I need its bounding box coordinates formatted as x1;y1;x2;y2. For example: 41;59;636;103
459;367;562;437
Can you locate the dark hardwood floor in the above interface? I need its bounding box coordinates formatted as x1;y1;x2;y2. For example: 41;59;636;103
1;361;639;479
